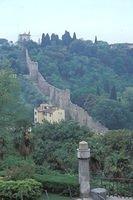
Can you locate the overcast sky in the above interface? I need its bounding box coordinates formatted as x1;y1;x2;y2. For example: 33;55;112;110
0;0;132;43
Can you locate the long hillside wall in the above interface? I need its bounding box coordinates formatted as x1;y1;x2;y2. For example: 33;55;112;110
26;49;108;133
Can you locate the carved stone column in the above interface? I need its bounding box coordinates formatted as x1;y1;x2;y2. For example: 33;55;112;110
77;141;90;199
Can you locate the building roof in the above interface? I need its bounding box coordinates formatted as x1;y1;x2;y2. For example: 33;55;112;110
19;32;31;36
36;103;62;114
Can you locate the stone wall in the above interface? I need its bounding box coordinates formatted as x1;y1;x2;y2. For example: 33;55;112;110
26;50;108;133
26;49;38;81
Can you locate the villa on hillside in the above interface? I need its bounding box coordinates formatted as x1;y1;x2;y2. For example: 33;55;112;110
18;32;31;42
34;103;65;124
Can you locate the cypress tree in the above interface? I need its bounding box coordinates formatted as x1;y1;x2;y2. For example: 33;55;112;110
45;33;51;46
95;36;98;44
41;33;51;47
110;86;117;100
103;80;110;93
41;33;45;47
73;32;77;40
96;86;101;96
62;30;72;46
51;33;59;45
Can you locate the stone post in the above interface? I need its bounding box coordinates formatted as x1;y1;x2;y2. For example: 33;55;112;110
77;141;90;199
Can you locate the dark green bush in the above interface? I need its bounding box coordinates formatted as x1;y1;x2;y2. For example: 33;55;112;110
0;156;34;171
34;173;79;197
5;162;35;181
0;179;42;200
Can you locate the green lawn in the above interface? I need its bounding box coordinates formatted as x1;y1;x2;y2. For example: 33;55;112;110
41;193;72;200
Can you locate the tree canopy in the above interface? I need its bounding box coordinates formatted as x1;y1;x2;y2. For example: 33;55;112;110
0;33;133;130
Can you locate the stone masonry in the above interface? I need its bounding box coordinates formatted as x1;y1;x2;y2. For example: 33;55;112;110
77;141;91;199
26;49;108;134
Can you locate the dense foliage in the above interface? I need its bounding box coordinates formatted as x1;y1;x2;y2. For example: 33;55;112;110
25;31;133;130
0;33;133;129
0;179;42;200
34;173;79;196
32;122;133;178
0;34;133;197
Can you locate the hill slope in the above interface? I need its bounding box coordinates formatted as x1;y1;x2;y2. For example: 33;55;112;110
0;34;133;130
25;33;133;130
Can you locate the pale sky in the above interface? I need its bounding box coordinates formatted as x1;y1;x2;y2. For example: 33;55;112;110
0;0;133;43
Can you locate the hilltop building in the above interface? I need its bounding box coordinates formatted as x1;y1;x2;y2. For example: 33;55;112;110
18;32;31;42
34;103;65;124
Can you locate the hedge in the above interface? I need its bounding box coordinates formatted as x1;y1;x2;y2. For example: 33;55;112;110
34;173;79;197
34;173;133;197
0;179;42;200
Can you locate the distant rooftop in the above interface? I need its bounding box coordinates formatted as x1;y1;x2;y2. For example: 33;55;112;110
18;32;31;42
19;32;31;36
36;103;60;114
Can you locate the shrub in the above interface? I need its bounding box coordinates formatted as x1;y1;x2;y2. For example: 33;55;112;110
0;179;42;200
5;162;35;180
34;173;79;196
0;155;34;170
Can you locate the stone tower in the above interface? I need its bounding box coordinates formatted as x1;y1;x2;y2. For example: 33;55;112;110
18;32;31;43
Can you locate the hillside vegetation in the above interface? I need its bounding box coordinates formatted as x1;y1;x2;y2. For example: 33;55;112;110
25;31;133;130
0;34;133;129
0;36;133;198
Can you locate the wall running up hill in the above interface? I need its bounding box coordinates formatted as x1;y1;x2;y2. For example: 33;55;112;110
26;49;108;133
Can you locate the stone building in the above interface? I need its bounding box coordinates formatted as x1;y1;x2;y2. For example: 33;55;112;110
18;32;31;42
26;49;108;133
34;103;65;124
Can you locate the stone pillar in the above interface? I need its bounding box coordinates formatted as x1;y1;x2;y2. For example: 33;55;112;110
77;141;90;199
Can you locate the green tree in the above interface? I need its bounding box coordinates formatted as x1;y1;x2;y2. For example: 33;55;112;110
83;94;98;114
41;33;45;47
110;85;117;100
41;33;51;47
123;87;133;112
62;31;72;46
73;32;77;40
51;33;60;45
94;36;98;44
0;38;8;45
0;69;20;160
96;86;101;96
0;69;19;128
103;80;110;93
32;121;91;170
13;104;33;159
92;99;128;129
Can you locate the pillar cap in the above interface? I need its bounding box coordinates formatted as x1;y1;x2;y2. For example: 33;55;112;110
79;141;88;150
